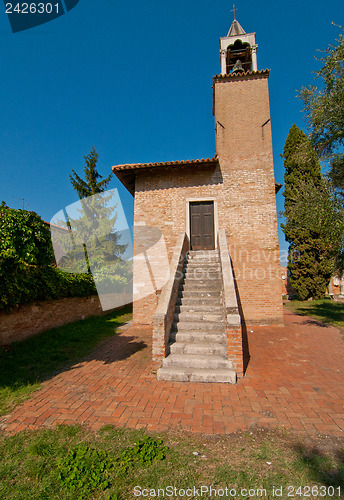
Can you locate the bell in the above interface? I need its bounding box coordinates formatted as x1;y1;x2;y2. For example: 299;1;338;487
232;59;244;73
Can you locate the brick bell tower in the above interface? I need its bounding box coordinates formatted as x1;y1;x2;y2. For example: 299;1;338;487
213;15;284;325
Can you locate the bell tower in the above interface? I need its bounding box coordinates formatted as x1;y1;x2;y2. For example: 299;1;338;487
220;12;258;74
213;14;284;325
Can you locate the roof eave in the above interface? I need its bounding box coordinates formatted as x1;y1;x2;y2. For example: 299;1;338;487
112;157;219;196
113;158;282;198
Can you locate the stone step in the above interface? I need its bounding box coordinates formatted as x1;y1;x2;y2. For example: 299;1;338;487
157;366;236;383
175;304;222;314
184;253;220;263
187;255;219;261
162;353;233;370
186;254;220;261
186;260;220;267
178;290;222;299
176;295;221;304
183;274;221;282
181;273;222;284
188;250;218;256
184;262;221;270
170;331;227;343
185;259;220;266
169;342;227;356
181;275;222;283
173;321;225;333
174;311;224;323
177;293;222;303
180;282;222;292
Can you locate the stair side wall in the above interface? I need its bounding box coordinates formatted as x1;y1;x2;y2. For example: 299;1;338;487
218;230;244;376
227;324;244;376
152;233;189;368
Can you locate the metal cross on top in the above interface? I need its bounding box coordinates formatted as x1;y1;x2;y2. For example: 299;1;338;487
231;4;238;20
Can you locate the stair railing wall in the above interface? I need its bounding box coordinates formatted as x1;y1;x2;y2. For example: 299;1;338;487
218;229;244;376
152;232;189;368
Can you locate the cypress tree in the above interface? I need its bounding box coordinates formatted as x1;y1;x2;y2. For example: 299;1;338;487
282;124;322;211
281;124;336;300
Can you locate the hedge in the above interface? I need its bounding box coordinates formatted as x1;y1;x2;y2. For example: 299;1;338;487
0;265;97;310
0;203;97;311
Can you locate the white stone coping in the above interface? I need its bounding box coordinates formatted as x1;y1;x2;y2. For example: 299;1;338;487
218;229;240;324
227;313;241;328
153;232;187;321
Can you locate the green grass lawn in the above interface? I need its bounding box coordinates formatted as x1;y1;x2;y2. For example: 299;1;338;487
284;298;344;329
2;302;344;498
0;305;132;417
0;424;343;499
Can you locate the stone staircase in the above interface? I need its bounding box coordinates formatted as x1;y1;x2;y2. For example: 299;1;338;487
157;250;236;383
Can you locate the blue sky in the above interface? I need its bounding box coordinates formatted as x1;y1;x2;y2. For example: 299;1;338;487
1;0;343;261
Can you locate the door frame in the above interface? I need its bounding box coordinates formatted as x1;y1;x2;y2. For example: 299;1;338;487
186;197;218;249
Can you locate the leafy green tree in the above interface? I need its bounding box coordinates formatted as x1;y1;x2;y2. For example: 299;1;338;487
281;124;344;300
298;27;344;192
0;202;96;309
0;201;53;269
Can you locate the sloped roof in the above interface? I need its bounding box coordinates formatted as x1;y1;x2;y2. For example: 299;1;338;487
112;157;218;195
227;19;246;37
113;157;218;172
113;156;282;196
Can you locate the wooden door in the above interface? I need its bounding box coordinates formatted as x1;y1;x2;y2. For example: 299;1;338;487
189;201;215;250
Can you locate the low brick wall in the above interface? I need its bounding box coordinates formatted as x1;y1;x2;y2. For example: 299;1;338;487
152;232;189;368
0;295;127;345
218;230;244;377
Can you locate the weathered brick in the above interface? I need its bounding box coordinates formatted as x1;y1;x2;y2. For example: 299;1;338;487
0;296;120;345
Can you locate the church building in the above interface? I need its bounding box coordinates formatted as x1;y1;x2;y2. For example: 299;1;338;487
112;16;284;383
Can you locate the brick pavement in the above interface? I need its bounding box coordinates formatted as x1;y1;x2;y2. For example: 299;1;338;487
2;309;344;436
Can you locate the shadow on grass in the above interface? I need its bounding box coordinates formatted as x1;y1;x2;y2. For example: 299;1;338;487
0;304;147;414
287;300;344;328
294;443;344;490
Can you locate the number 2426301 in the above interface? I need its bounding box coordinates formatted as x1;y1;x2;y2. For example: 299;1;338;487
6;3;60;14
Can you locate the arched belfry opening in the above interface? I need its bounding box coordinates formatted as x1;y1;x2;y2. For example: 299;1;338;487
220;17;258;75
226;39;252;74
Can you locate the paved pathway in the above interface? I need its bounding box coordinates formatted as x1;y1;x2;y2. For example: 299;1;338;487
2;310;344;436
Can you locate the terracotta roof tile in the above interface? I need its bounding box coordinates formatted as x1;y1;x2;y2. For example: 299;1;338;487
112;157;218;172
112;157;219;196
213;69;269;79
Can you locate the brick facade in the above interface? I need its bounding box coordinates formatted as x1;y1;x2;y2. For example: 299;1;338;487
133;164;223;324
116;70;283;327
